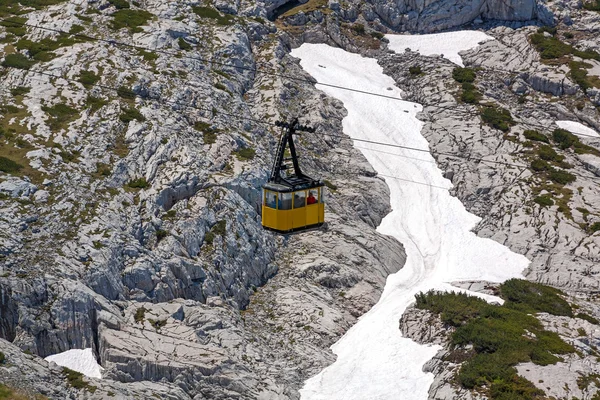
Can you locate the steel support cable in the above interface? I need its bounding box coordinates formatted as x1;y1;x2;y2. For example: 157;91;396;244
2;16;600;139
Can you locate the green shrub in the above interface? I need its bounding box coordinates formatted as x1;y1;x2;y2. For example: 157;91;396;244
530;33;572;59
78;70;100;87
537;145;563;162
86;95;108;113
134;307;146;323
42;103;79;131
534;195;554;207
156;229;168;241
549;169;576;185
408;66;422;76
108;0;130;8
537;26;558;35
351;23;365;35
417;287;574;399
552;128;579;149
69;24;85;35
583;0;600;11
119;107;145;123
0;17;27;36
589;222;600;233
500;279;573;316
116;85;136;99
234;147;256;161
192;6;235;25
523;130;548;143
570;61;592;92
204;219;226;246
178;37;192;50
461;89;480;104
531;159;550;172
62;367;97;392
481;106;514;132
577;312;599;324
0;156;23;173
0;351;5;363
138;49;158;62
127;177;149;189
452;67;476;83
110;9;153;32
10;86;30;96
1;53;34;70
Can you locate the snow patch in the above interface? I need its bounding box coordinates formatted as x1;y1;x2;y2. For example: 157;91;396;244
292;38;527;400
45;348;103;379
385;31;494;67
556;120;600;138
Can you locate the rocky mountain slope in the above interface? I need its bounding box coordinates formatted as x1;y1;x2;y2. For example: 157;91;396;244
1;0;600;398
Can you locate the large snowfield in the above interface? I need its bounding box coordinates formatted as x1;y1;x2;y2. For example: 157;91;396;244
45;348;103;379
292;33;530;400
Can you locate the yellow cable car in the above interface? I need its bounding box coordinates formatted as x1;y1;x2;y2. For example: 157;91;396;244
262;119;325;233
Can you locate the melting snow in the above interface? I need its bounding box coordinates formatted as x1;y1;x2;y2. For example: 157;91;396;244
385;31;494;67
292;37;528;400
45;348;103;379
556;120;600;138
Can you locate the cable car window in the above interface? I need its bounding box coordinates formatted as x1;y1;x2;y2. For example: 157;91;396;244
265;191;277;209
294;191;305;208
279;193;292;210
320;187;325;203
307;190;318;205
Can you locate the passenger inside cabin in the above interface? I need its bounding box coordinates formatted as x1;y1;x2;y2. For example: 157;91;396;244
307;191;317;205
266;192;277;208
294;192;305;208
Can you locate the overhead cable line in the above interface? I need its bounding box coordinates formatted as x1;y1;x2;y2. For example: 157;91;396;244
4;63;600;188
3;16;600;140
0;16;407;102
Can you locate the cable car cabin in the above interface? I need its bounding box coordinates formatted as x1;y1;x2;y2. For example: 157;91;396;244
262;119;325;233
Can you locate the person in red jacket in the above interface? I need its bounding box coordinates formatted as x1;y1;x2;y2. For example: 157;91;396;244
307;191;317;205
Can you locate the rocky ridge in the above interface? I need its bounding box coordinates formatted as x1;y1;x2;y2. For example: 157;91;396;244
1;0;600;399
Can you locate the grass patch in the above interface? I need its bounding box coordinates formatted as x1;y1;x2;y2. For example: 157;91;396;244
116;85;136;99
204;219;226;246
452;67;476;83
41;103;79;131
78;70;100;87
279;0;327;18
10;86;30;96
590;222;600;233
134;307;146;323
583;0;600;11
534;195;554;207
537;144;563;162
62;367;97;393
576;312;599;324
119;107;145;123
0;384;31;400
416;280;575;399
86;95;108;113
127;177;149;189
523;129;548;143
481;106;514;132
108;0;130;9
1;53;34;69
194;121;219;145
110;9;153;33
0;155;24;173
460;82;481;104
178;37;192;50
148;318;167;330
0;17;27;37
138;49;158;62
409;66;422;76
548;169;576;185
234;147;256;161
192;6;235;25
